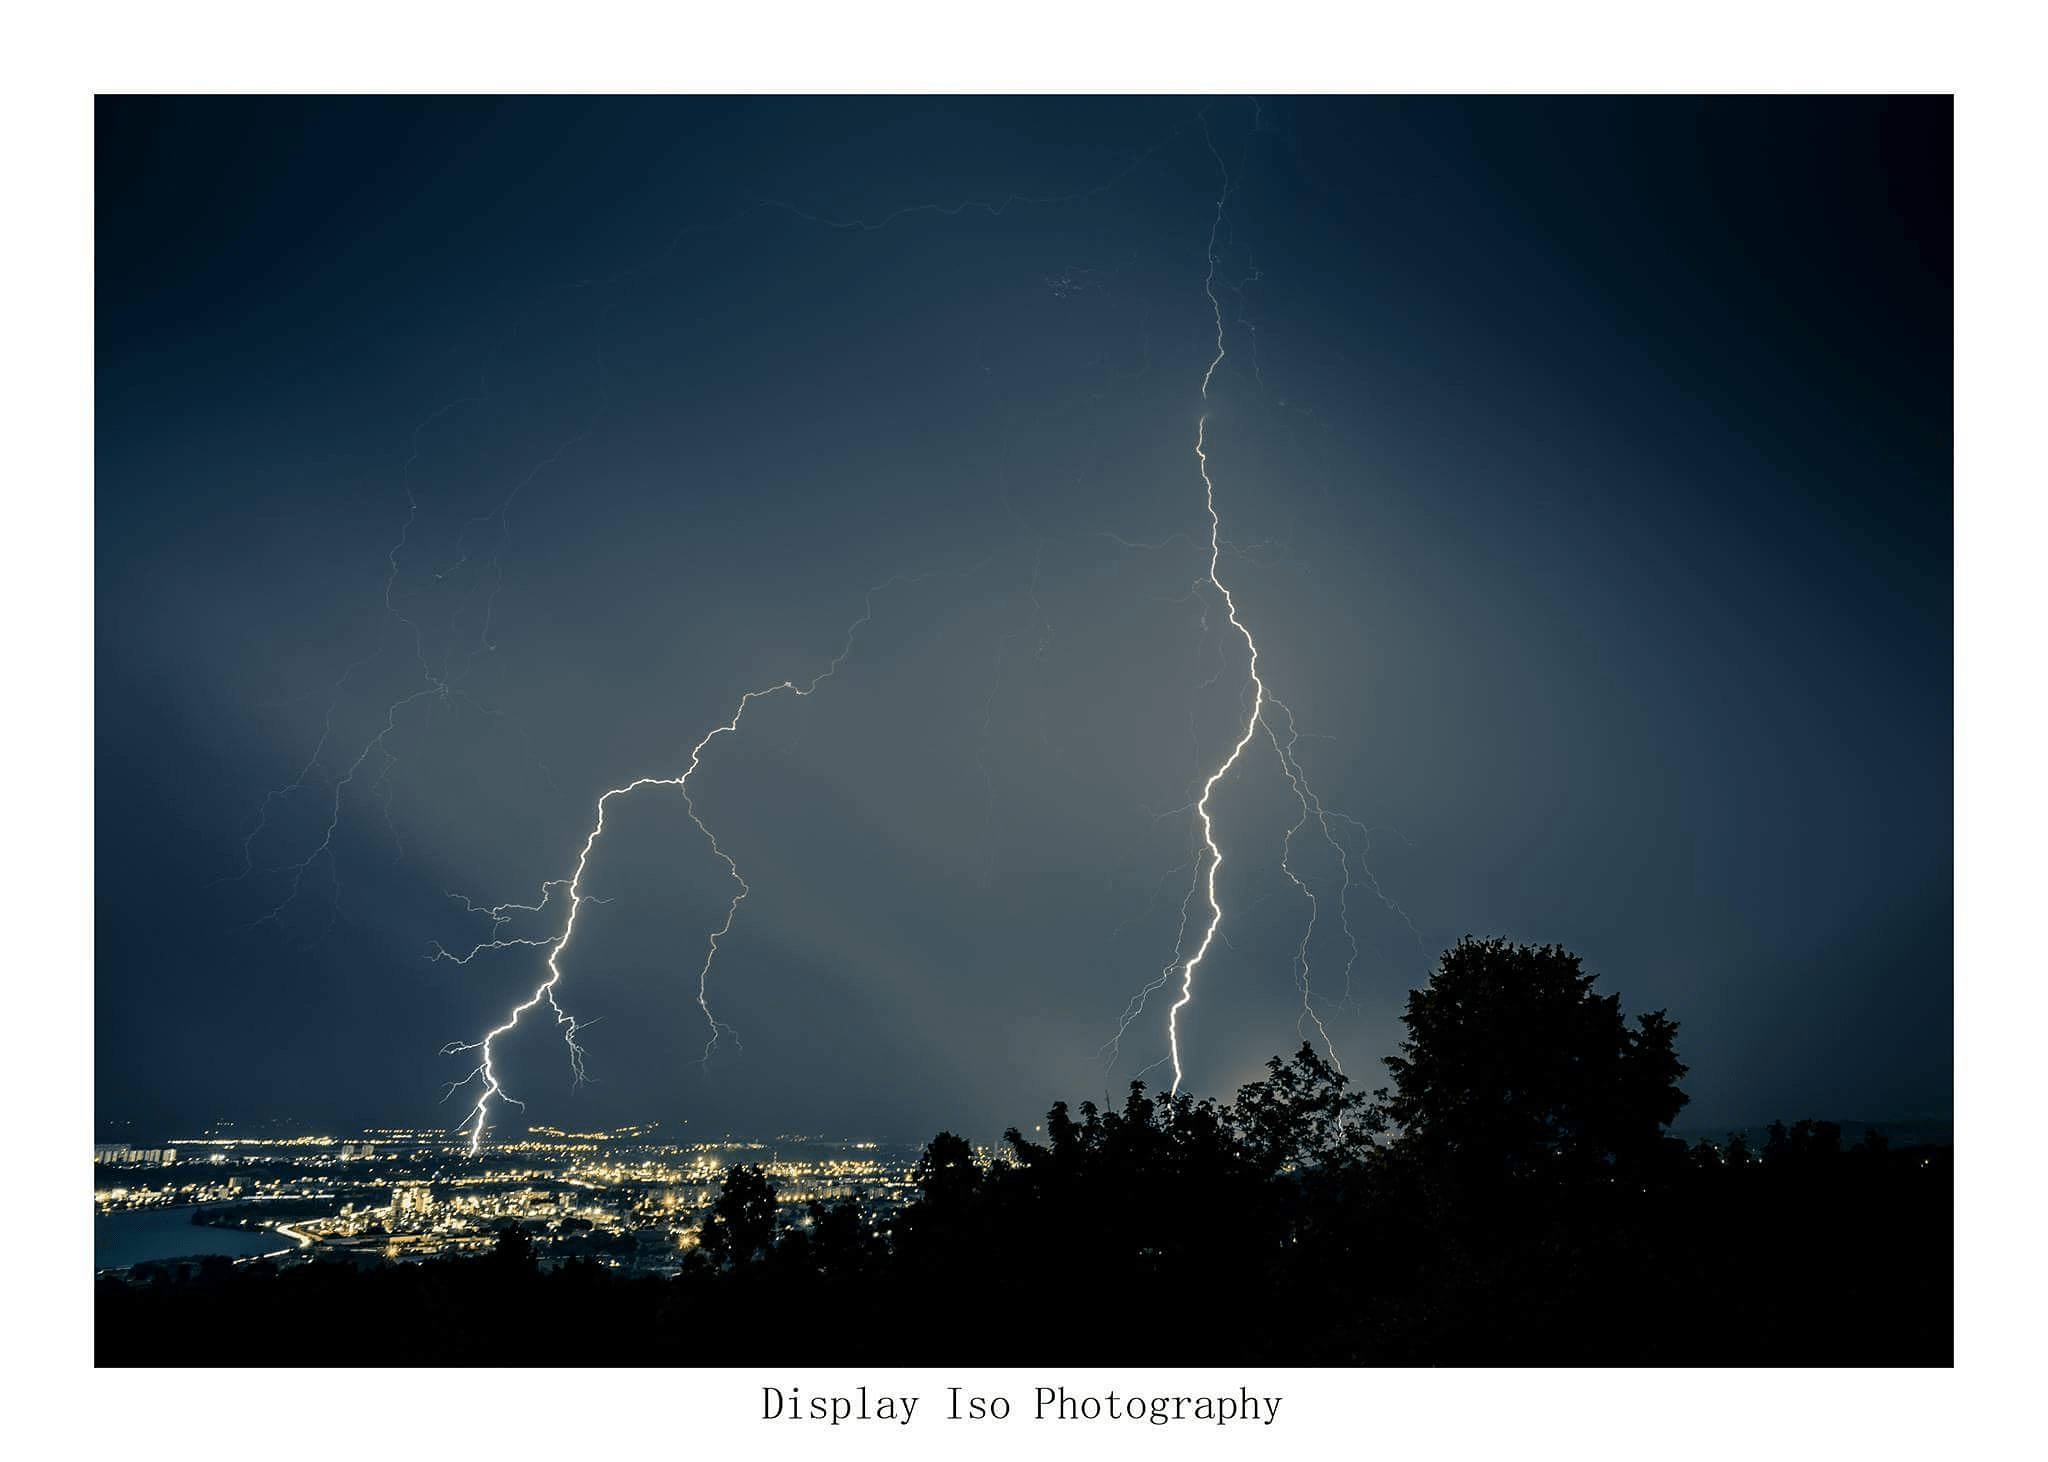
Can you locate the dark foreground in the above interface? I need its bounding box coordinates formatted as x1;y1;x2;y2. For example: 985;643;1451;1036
98;1105;1951;1366
97;942;1953;1366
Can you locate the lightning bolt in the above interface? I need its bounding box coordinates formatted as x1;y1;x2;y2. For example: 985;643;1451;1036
1115;104;1400;1094
1161;402;1269;1095
437;562;991;1154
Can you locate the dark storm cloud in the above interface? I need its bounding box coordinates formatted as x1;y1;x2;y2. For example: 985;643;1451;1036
96;96;1950;1140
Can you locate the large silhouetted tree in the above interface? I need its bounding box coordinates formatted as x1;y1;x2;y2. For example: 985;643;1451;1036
1377;937;1688;1182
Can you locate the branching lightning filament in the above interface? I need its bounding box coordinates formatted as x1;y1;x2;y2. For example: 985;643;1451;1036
437;570;967;1154
1114;106;1384;1094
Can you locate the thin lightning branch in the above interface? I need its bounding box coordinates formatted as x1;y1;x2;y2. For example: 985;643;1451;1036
385;405;456;684
1091;529;1195;555
429;882;610;964
223;424;583;928
217;406;453;889
1100;843;1203;1069
1320;805;1428;971
1106;855;1199;946
242;685;442;931
1263;698;1346;1072
440;434;590;676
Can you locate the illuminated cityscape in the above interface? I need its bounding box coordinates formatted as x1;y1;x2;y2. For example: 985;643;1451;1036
94;1123;959;1275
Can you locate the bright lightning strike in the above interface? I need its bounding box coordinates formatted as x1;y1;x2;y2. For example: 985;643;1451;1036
1114;106;1388;1094
438;566;983;1154
1161;408;1270;1096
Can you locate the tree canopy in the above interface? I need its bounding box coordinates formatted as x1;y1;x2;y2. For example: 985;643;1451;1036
1377;936;1689;1182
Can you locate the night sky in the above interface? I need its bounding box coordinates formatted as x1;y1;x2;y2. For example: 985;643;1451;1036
95;96;1951;1143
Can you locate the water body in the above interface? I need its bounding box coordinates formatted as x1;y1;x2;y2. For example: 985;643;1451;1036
95;1206;295;1271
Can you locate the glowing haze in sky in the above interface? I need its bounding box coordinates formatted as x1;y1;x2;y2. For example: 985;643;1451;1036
96;97;1952;1141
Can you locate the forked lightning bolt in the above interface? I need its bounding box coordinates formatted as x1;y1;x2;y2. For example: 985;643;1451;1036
436;567;980;1154
1112;108;1388;1093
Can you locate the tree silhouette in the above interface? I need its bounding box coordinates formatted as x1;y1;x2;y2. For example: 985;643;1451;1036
909;1131;982;1208
1377;936;1688;1184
